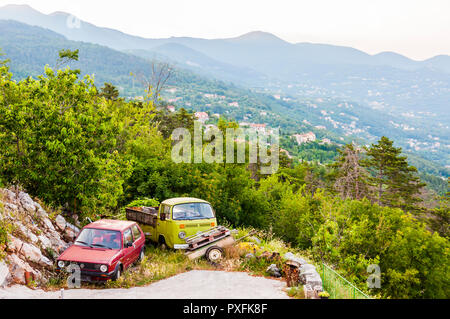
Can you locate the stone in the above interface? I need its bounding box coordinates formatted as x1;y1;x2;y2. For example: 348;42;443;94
0;260;10;287
64;228;78;242
4;203;18;213
19;192;36;214
36;208;48;219
42;217;56;232
16;222;39;244
284;252;307;266
266;264;282;278
7;235;24;253
55;215;67;231
38;235;52;251
7;254;39;285
303;284;315;299
245;253;255;259
19;241;53;267
303;272;323;288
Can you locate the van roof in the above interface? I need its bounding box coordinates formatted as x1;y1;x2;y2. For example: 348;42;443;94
85;219;136;232
161;197;210;206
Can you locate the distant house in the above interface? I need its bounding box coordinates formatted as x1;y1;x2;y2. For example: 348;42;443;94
250;123;267;133
280;148;293;159
195;112;209;122
167;105;175;113
320;138;332;145
293;132;316;145
228;102;239;107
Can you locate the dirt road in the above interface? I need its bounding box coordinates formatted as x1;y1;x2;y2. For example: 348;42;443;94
0;270;290;299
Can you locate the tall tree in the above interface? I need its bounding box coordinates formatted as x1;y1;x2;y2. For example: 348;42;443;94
361;136;425;210
333;144;371;200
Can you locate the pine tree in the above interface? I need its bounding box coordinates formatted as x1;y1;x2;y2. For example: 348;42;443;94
361;136;425;210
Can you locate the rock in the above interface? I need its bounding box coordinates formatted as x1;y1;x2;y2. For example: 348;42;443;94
55;215;67;231
42;217;56;232
7;254;40;285
19;242;46;266
303;272;323;288
245;253;255;259
4;203;18;213
64;228;78;242
18;192;36;214
266;264;282;278
7;235;24;253
36;208;48;219
0;260;10;287
303;284;315;299
38;235;52;251
16;222;39;244
284;252;307;267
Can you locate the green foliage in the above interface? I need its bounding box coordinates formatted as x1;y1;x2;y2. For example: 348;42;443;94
362;137;426;211
127;197;160;207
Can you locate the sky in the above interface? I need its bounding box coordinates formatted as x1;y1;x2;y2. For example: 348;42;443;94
1;0;449;60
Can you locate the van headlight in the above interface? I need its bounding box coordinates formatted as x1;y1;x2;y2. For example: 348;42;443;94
100;265;108;273
178;231;186;239
57;260;66;268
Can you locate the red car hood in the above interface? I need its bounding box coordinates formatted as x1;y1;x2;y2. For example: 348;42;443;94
59;245;121;264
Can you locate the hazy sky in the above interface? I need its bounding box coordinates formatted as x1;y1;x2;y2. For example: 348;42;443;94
1;0;449;60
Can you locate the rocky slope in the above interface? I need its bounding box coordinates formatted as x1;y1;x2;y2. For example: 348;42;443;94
0;188;80;287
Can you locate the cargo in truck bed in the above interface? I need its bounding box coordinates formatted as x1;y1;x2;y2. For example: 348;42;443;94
125;206;158;227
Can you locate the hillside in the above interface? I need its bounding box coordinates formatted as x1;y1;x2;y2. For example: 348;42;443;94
0;19;449;186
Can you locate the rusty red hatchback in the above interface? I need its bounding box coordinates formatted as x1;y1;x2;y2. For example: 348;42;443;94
57;219;146;282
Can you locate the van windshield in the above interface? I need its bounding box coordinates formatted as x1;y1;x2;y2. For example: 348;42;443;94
75;228;122;250
172;203;215;220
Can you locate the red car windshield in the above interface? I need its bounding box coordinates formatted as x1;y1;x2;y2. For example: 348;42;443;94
75;228;122;250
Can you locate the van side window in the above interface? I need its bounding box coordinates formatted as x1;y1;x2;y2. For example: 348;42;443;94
132;225;141;241
123;228;133;247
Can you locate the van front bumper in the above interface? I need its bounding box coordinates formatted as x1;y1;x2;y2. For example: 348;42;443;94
174;244;189;249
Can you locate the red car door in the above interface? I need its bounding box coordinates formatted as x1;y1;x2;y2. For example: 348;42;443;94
122;228;135;269
131;224;144;261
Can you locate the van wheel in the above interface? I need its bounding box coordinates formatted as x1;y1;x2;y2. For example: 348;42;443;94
205;246;224;263
158;236;167;250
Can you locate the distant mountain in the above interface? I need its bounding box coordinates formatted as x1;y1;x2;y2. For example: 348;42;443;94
0;4;449;75
128;43;266;85
0;7;449;170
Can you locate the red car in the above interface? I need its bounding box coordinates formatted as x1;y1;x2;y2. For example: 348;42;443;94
57;219;146;282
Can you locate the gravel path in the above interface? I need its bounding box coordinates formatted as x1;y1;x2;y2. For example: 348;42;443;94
0;270;290;299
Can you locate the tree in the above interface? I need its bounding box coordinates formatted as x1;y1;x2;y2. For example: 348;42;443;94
361;136;425;210
139;61;173;107
333;144;371;200
56;49;79;69
99;82;120;101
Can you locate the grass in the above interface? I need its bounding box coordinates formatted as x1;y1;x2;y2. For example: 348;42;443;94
287;285;305;299
104;245;213;288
